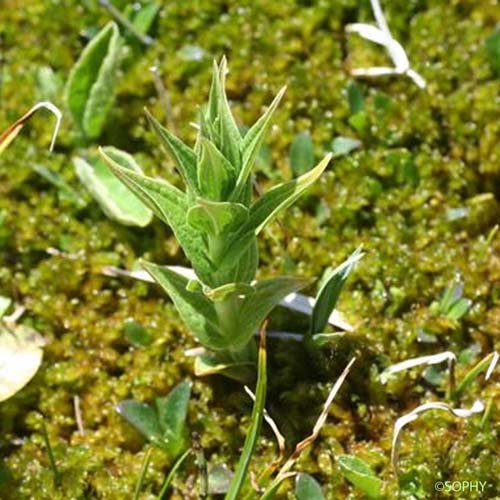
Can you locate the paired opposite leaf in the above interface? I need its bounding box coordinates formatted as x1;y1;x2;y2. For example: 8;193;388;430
197;138;235;200
115;381;191;456
207;58;242;170
311;247;363;335
235;276;311;348
155;381;191;455
75;147;153;227
142;262;226;350
65;22;121;139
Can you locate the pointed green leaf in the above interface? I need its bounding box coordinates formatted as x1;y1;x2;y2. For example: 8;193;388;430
156;380;191;455
338;455;382;499
83;24;121;138
74;147;153;227
65;22;121;138
219;154;331;269
290;132;314;176
142;262;229;350
197;138;236;200
187;199;248;236
99;148;214;283
446;298;471;321
249;153;332;235
145;108;199;193
311;248;363;335
131;1;161;34
234;276;311;348
233;85;286;200
454;351;499;399
207;58;242;169
115;400;162;444
295;473;324;500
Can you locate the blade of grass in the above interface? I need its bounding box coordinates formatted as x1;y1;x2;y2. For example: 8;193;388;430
224;322;268;500
157;449;191;499
133;446;154;500
41;421;60;487
453;351;499;400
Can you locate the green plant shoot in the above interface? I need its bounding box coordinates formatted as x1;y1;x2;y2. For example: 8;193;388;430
100;58;332;381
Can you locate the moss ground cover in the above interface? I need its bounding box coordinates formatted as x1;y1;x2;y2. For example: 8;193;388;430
0;0;499;498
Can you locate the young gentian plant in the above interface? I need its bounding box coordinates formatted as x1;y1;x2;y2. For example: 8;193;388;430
100;58;332;382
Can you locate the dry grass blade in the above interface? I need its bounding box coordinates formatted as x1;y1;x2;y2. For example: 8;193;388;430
380;351;456;387
345;0;426;88
391;400;484;473
259;357;356;498
0;101;62;154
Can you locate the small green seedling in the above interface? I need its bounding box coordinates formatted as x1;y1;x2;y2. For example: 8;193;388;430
65;22;122;139
115;380;191;457
307;247;363;347
430;279;471;321
338;455;383;499
100;58;336;382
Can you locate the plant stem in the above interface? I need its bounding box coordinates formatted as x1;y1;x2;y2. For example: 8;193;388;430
133;446;153;500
